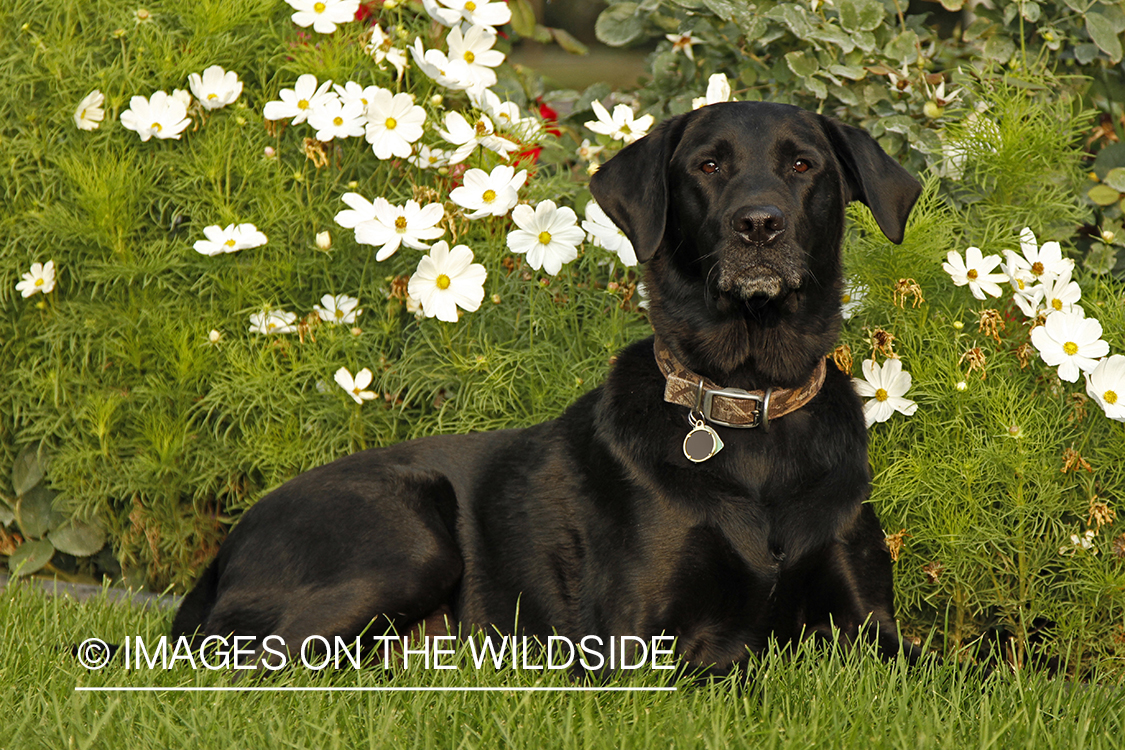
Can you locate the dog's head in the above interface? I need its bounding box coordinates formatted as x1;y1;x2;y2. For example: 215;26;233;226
589;101;921;384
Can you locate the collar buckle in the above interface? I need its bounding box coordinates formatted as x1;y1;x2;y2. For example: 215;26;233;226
701;386;773;430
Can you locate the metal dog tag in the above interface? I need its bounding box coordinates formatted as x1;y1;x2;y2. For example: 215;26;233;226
683;417;723;463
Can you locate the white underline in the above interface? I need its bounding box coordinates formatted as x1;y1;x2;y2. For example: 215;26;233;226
75;686;676;693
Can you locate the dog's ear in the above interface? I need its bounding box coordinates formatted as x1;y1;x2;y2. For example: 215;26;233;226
588;114;687;263
823;119;921;245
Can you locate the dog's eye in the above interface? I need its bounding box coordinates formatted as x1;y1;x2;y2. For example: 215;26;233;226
793;159;811;174
700;160;719;174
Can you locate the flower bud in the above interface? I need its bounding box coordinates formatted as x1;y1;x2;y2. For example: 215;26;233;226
316;231;332;251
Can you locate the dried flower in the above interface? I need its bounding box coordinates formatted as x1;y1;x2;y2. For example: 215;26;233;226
960;347;987;379
302;138;329;168
1061;447;1093;474
870;328;897;360
922;561;943;583
976;309;1005;344
832;344;853;375
892;278;925;309
1087;497;1116;530
884;529;910;562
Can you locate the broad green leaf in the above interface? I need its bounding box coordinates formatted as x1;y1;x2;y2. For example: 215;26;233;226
15;484;56;539
940;0;965;11
1064;0;1093;12
809;25;856;54
963;18;993;41
550;28;589;56
1021;1;1041;22
1104;167;1125;192
0;500;13;527
8;539;55;577
1088;184;1123;205
828;63;867;80
1087;13;1123;61
1084;243;1119;274
595;3;645;46
838;0;885;32
1074;42;1101;64
885;30;920;64
982;35;1016;63
48;519;107;557
786;50;820;78
1093;142;1125;179
508;0;536;37
12;445;44;497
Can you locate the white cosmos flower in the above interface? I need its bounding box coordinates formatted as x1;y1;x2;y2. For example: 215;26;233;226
407;241;487;323
408;145;452;170
188;65;243;110
449;165;527;219
1030;310;1109;383
577;138;604;162
437;111;518;163
1086;355;1125;421
585;101;654;145
469;88;541;140
263;74;334;125
334;367;377;403
308;96;367;141
692;73;732;109
1012;284;1046;319
249;309;298;335
1059;529;1097;555
120;91;191;141
286;0;360;34
582;200;636;266
666;31;701;61
365;89;426;159
852;358;918;428
840;280;867;320
315;294;363;324
410;38;478;92
193;224;268;255
942;246;1006;300
74;89;105;130
16;261;56;297
421;0;462;25
1040;268;1082;316
355;199;445;261
507;200;585;276
444;24;505;89
1001;249;1037;294
172;89;193;109
334;192;379;228
434;0;511;32
1018;227;1074;282
333;81;381;110
366;25;408;79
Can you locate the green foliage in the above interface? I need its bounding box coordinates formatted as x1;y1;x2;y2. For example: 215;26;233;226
0;0;648;588
594;0;1125;170
838;77;1124;674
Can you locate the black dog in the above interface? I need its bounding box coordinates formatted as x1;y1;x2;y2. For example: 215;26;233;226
172;101;922;672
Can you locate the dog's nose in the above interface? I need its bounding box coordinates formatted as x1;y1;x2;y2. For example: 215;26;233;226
732;206;786;245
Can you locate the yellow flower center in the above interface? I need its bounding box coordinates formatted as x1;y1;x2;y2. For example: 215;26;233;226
482;189;496;203
464;51;475;64
333;116;343;126
385;117;397;129
841;293;851;304
875;388;888;402
465;0;477;9
314;2;326;12
352;386;362;395
224;239;236;248
538;231;552;245
394;216;407;232
151;122;162;132
1017;279;1025;290
1063;341;1078;356
335;309;344;319
618;125;632;135
207;93;218;100
267;322;277;332
35;278;44;287
298;99;309;110
1051;298;1063;311
436;274;451;290
966;269;978;280
1031;261;1044;276
1105;389;1118;405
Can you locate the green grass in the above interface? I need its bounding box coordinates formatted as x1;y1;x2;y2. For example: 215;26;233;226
5;583;1124;750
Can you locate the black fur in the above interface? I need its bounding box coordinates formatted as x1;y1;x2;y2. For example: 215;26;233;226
172;102;923;672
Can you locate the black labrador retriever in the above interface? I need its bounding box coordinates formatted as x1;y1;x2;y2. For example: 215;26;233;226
172;101;922;672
